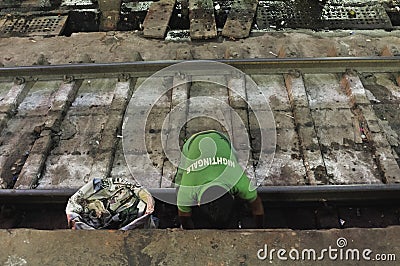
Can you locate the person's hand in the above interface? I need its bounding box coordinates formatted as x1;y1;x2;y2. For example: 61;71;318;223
178;209;194;229
145;199;155;214
138;188;155;214
66;214;76;229
179;216;194;229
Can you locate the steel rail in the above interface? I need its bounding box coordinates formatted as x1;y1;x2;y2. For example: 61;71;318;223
0;57;399;82
1;184;400;204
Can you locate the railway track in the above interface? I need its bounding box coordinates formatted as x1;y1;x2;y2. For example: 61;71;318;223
0;57;400;229
1;186;400;230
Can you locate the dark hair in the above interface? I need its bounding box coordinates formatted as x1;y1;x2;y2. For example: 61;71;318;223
198;186;234;228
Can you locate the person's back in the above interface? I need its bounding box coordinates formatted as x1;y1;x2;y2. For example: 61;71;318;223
175;130;264;229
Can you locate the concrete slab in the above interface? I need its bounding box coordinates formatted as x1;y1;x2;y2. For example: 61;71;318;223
312;108;355;128
313;119;357;147
361;73;400;104
189;76;228;101
341;74;371;105
284;73;310;108
323;149;381;185
38;154;93;188
345;74;400;184
364;103;400;183
70;78;117;110
291;106;326;185
374;73;400;101
122;76;173;188
0;115;49;188
14;132;52;189
303;74;351;109
374;146;400;184
110;139;132;180
227;74;247;109
38;78;133;188
171;75;189;109
186;116;229;137
248;130;275;159
251;109;305;186
258;151;307;186
230;108;251;152
1;227;399;265
125;154;163;188
51;114;108;155
284;73;328;185
187;77;230;136
0;82;32;115
48;81;81;113
0;82;15;111
251;75;290;111
17;81;62;116
248;110;292;154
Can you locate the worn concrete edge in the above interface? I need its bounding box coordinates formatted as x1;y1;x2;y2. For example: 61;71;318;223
0;227;399;265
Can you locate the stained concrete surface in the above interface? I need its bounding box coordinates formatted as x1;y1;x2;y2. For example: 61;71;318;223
0;227;399;265
1;57;400;188
1;30;400;66
0;11;400;266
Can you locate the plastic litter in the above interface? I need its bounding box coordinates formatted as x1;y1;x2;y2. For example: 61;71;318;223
339;218;346;226
66;177;156;230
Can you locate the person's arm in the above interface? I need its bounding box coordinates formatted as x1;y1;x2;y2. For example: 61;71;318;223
174;166;184;187
138;188;155;214
178;209;194;229
249;195;264;228
232;171;265;228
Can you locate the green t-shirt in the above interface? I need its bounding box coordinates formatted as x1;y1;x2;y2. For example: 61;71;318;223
175;130;257;213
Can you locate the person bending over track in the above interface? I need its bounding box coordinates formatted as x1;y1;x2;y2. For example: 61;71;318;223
175;130;264;229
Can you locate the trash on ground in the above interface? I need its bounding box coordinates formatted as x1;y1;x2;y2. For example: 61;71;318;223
66;177;156;230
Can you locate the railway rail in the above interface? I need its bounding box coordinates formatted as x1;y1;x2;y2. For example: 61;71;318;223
1;57;400;81
1;186;400;230
0;57;400;229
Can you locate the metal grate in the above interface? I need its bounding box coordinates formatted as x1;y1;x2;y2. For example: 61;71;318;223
38;0;51;7
255;0;393;31
0;0;22;9
165;29;191;42
61;0;94;6
0;15;68;37
122;1;153;12
321;1;393;30
255;0;323;30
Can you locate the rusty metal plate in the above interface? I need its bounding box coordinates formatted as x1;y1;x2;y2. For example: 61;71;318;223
189;0;217;40
255;0;392;31
222;0;258;39
0;15;68;37
321;1;393;30
255;0;323;30
142;0;175;39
